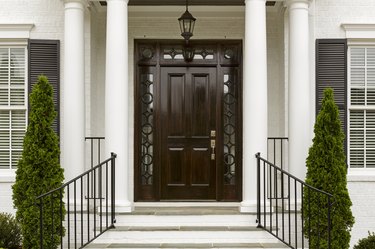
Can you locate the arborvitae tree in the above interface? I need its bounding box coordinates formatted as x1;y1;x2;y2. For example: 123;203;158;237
12;75;64;249
303;88;354;249
354;232;375;249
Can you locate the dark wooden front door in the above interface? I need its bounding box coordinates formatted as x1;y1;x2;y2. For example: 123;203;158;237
160;67;217;200
135;40;242;201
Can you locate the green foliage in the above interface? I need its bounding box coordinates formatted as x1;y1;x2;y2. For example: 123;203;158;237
303;88;354;249
354;232;375;249
12;75;65;249
0;213;22;249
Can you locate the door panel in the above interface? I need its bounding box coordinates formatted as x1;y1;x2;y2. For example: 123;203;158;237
191;147;210;186
191;75;210;136
161;67;216;200
167;147;186;185
168;74;186;136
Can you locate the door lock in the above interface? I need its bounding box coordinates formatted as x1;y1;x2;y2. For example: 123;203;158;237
210;130;216;138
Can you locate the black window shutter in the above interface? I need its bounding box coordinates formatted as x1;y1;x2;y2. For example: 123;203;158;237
316;39;347;153
28;39;60;136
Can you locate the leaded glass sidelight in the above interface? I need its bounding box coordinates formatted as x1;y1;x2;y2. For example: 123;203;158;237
140;74;154;185
223;74;236;185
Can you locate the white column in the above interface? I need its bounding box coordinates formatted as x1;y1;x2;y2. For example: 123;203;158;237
63;0;85;181
288;0;311;180
105;0;132;212
241;0;268;213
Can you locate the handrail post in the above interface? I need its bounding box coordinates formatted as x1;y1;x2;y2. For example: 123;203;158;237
328;195;332;249
39;198;44;249
110;152;116;228
256;152;261;228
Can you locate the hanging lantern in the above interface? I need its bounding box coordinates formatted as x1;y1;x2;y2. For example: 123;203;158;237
178;0;196;43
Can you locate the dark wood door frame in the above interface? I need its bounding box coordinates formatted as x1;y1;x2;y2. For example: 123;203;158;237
134;39;243;201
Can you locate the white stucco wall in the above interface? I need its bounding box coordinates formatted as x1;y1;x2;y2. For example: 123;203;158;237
314;0;375;247
0;0;64;216
0;0;92;215
315;0;375;39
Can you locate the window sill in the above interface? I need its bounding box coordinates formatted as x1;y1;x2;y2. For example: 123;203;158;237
0;170;16;183
348;169;375;182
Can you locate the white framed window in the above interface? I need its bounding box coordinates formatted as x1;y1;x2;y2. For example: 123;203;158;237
348;46;375;168
0;46;27;170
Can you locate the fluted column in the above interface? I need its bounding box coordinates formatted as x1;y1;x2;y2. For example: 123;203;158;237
287;0;311;180
105;0;132;212
63;0;86;181
240;0;268;213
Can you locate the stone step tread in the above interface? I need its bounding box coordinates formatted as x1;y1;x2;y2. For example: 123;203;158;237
102;226;264;232
85;242;289;248
115;214;256;221
117;207;255;216
91;231;282;244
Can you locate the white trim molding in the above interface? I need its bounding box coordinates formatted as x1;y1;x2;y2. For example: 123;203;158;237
348;169;375;182
0;24;34;39
342;24;375;39
0;170;16;183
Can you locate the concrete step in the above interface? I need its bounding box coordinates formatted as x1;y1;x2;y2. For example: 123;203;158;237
85;242;289;248
105;226;262;231
85;206;287;249
115;214;257;227
114;206;257;227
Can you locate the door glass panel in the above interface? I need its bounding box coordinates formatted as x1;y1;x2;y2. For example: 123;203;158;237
140;73;154;185
223;73;236;185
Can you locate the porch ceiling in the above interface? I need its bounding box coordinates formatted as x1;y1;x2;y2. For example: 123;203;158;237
128;0;246;5
123;0;279;6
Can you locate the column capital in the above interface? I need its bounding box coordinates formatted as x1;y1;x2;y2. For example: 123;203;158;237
63;0;88;8
286;0;311;9
244;0;266;3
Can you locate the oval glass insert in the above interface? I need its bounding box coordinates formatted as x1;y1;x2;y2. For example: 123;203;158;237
224;49;235;59
142;48;153;59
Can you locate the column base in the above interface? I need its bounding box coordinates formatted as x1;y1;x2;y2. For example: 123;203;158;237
115;200;134;213
239;200;257;213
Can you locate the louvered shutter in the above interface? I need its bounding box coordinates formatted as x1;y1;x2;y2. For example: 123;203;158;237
316;39;347;153
28;40;60;135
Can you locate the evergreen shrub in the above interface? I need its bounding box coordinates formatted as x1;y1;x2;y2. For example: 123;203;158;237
354;232;375;249
303;88;354;249
0;212;22;249
12;75;65;249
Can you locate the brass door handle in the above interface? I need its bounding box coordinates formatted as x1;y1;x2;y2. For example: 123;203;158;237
211;139;216;160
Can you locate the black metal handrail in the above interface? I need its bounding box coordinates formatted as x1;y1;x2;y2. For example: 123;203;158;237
36;153;116;249
256;153;333;249
268;137;288;170
85;137;105;199
85;137;105;169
